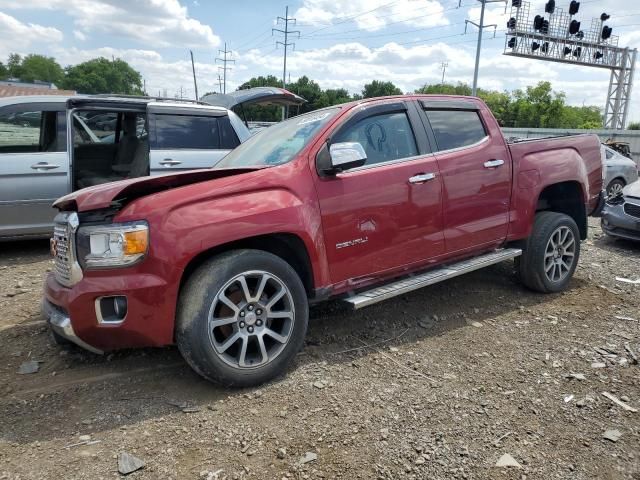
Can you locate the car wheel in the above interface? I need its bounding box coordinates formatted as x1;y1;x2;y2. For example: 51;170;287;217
176;249;308;387
516;211;580;293
606;179;625;197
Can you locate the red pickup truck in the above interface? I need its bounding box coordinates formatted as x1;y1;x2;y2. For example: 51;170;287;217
44;95;603;386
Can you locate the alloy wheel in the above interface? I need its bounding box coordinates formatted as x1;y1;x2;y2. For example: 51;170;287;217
207;271;294;369
544;226;576;283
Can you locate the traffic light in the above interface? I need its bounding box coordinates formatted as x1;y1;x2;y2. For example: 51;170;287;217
602;25;612;40
507;17;516;29
576;30;584;39
573;47;582;57
569;20;580;35
594;51;604;60
541;42;549;53
532;42;540;51
512;0;521;7
545;0;555;14
569;1;580;15
541;20;549;34
533;15;543;30
601;13;610;22
563;47;572;56
508;37;517;48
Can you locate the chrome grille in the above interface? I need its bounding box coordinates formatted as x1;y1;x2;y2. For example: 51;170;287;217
624;202;640;219
52;212;82;287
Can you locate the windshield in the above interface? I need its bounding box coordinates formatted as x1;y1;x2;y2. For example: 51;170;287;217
216;108;339;168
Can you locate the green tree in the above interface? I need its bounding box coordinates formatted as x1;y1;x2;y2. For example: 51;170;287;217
15;54;64;85
415;82;471;95
288;75;324;114
7;53;22;78
362;80;402;98
62;57;143;95
320;88;352;107
0;61;7;80
627;121;640;130
235;75;284;122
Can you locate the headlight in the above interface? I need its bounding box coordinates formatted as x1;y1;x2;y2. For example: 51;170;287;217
76;222;149;269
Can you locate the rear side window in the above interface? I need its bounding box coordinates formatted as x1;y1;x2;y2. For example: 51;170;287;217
154;114;221;149
219;115;240;149
425;110;487;152
0;107;65;153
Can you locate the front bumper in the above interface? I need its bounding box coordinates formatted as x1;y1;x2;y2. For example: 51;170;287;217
601;202;640;241
43;269;176;352
42;299;103;354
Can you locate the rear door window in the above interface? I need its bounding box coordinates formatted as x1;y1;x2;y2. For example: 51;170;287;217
424;110;487;152
153;114;221;149
0;106;65;153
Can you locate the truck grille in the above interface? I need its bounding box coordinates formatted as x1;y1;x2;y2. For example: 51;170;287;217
624;202;640;219
52;212;82;287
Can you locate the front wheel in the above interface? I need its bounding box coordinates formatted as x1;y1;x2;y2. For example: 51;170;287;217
606;179;625;198
176;250;308;387
516;211;581;293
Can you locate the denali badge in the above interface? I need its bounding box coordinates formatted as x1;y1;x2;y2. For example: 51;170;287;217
336;237;368;249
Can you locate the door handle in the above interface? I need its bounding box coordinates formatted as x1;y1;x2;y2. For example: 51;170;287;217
484;159;505;168
408;172;436;184
159;158;182;166
30;162;60;170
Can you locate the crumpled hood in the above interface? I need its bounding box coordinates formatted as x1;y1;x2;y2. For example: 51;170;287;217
54;168;261;212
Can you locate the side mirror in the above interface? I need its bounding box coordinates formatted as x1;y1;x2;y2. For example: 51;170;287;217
328;142;367;173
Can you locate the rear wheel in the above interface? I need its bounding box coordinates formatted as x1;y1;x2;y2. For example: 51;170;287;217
176;250;308;387
517;211;580;293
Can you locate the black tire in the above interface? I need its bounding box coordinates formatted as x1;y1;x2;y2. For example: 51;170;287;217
176;249;309;387
516;211;581;293
606;178;625;198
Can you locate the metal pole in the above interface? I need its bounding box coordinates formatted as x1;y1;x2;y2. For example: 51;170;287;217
621;48;637;128
472;0;486;96
223;42;227;94
190;50;199;101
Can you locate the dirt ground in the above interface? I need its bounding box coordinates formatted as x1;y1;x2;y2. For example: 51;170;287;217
0;218;639;480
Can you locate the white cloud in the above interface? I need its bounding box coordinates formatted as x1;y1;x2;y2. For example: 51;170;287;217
0;0;220;48
73;30;86;41
0;12;63;59
295;0;449;32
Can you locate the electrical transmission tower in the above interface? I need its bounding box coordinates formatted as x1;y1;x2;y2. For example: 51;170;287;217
215;42;235;94
464;0;507;96
440;62;448;84
273;5;300;119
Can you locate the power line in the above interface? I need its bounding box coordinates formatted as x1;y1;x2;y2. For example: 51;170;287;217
215;41;235;94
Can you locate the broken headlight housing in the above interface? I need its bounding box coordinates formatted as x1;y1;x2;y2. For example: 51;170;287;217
76;222;149;269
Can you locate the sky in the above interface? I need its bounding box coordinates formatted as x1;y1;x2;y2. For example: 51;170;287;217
0;0;639;120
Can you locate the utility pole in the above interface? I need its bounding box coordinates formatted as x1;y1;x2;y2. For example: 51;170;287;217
177;86;185;99
440;62;448;84
190;50;199;101
273;6;299;119
217;73;223;94
464;0;505;95
215;42;234;94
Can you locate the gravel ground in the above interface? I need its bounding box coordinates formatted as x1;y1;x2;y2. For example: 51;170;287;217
0;218;638;480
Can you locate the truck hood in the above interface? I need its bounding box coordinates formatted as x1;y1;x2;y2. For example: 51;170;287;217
54;168;262;212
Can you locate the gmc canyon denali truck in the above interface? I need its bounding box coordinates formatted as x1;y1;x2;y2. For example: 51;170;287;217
43;95;603;387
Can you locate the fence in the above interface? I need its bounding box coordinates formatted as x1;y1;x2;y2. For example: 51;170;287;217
502;128;640;165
